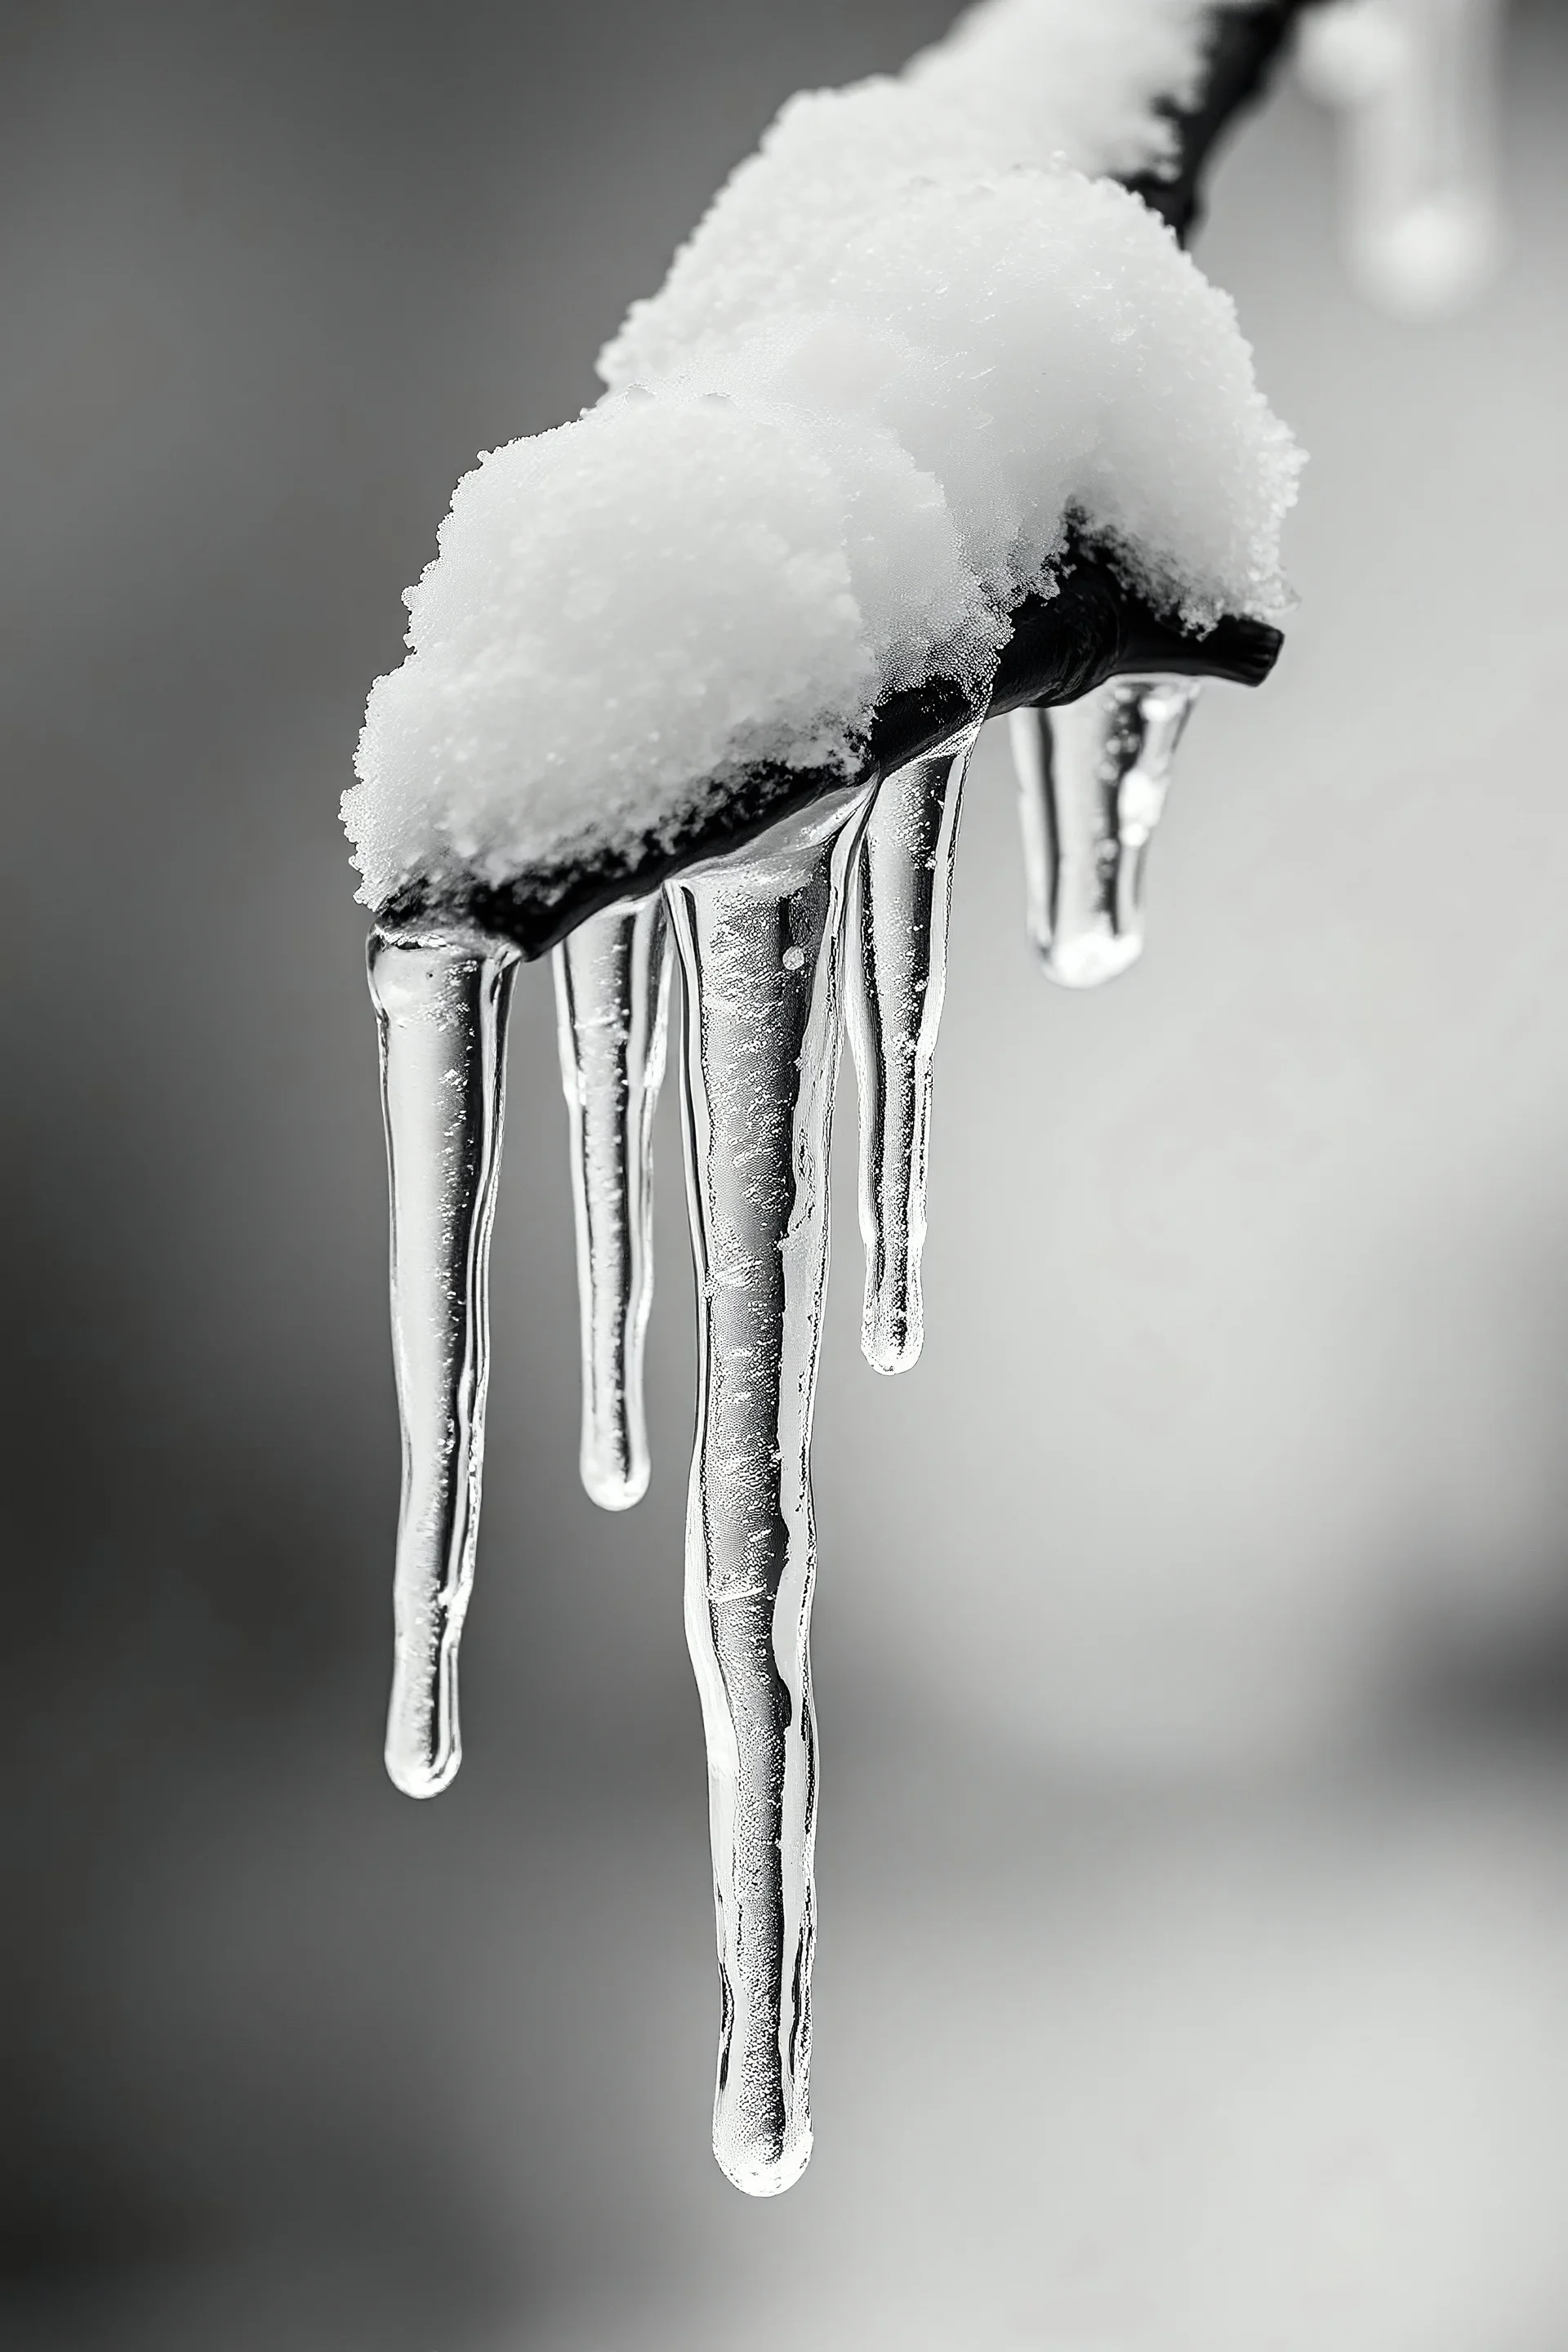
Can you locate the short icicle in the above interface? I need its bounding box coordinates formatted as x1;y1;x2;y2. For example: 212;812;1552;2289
845;728;979;1375
666;782;875;2197
551;895;672;1510
1009;675;1202;988
368;930;519;1798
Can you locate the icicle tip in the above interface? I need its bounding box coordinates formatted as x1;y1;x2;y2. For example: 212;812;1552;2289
716;2132;813;2198
385;1726;463;1801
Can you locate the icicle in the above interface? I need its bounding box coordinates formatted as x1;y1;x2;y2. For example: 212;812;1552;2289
666;781;875;2197
1298;0;1505;317
844;728;978;1376
1009;675;1201;989
551;896;672;1511
367;930;519;1798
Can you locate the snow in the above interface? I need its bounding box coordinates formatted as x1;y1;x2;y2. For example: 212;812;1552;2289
346;0;1302;908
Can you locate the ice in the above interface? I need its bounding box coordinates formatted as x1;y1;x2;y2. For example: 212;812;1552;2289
552;895;672;1511
367;931;519;1797
1298;0;1505;316
1009;674;1202;986
846;727;979;1374
599;0;1224;391
666;782;875;2194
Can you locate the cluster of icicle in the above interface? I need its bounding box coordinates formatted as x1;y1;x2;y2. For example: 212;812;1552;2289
367;676;1201;2194
352;0;1523;2203
353;0;1302;2203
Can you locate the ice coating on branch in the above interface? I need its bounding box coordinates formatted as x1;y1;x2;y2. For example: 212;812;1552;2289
599;0;1226;389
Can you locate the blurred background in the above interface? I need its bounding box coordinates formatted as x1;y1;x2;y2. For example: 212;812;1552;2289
2;2;1566;2345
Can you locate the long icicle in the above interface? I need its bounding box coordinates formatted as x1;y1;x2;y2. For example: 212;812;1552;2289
666;782;874;2197
845;727;978;1375
1009;675;1202;987
368;930;519;1798
551;895;672;1510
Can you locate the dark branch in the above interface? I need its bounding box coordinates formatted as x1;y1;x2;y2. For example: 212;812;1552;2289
1124;0;1316;243
381;553;1280;960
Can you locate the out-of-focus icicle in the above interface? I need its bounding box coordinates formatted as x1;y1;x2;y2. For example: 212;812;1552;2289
368;931;519;1798
1009;675;1201;988
551;896;672;1510
666;782;874;2198
845;728;978;1376
1298;0;1505;317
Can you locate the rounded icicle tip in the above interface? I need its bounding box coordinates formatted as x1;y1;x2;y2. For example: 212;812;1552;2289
385;1728;462;1802
368;929;519;1809
717;2129;814;2200
599;0;1231;392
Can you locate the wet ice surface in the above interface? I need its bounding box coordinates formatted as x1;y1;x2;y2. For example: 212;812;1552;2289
368;750;1011;2180
383;701;1180;2182
552;897;671;1511
368;933;519;1798
846;730;978;1373
1009;674;1201;985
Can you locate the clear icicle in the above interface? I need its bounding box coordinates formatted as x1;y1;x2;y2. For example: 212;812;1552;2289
368;930;519;1798
845;728;978;1376
1009;675;1202;989
1298;0;1505;316
666;782;875;2198
551;895;672;1511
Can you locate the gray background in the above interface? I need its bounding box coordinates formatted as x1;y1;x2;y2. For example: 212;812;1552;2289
3;2;1567;2346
